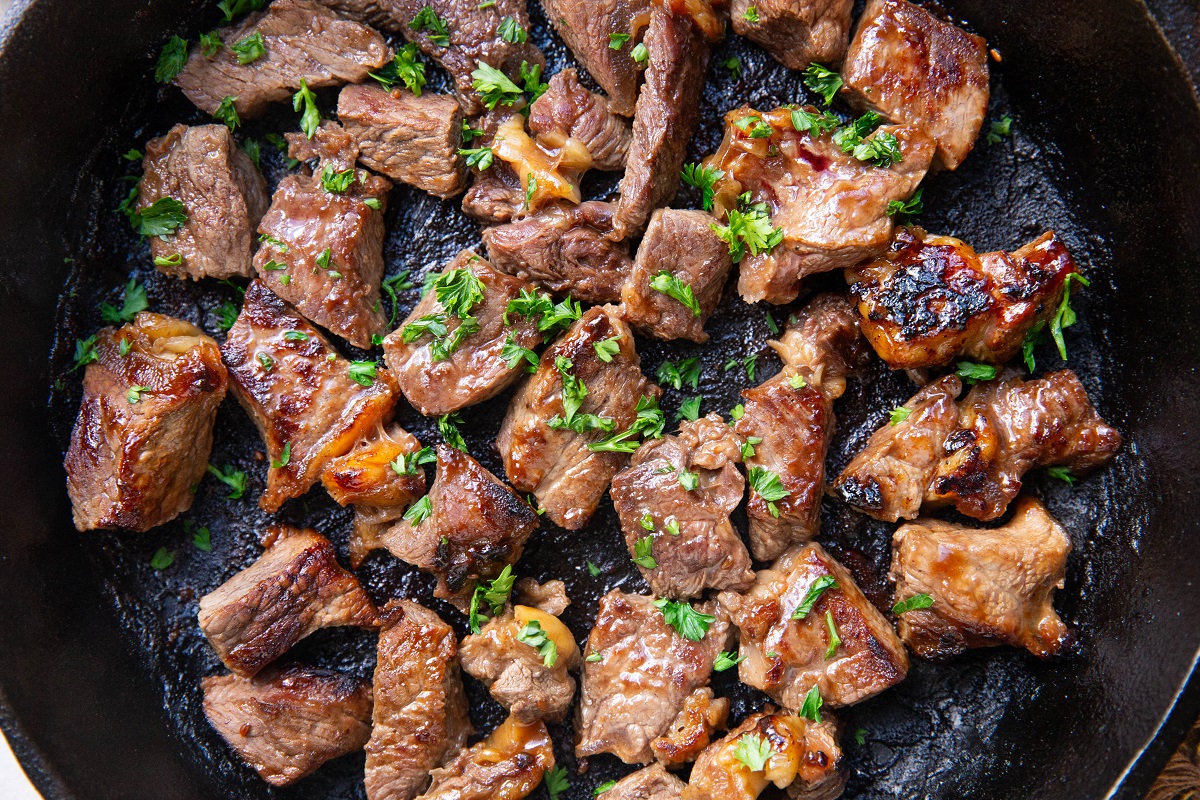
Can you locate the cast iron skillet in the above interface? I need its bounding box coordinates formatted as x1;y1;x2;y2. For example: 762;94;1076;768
1;0;1199;798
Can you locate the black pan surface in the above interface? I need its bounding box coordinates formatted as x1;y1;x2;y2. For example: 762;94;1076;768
2;0;1199;798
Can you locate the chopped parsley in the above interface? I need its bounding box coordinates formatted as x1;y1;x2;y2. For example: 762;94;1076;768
390;446;436;476
653;598;715;641
740;435;762;459
213;95;241;130
677;471;699;491
803;63;843;105
214;301;238;332
765;311;779;335
1046;465;1076;485
640;513;654;531
266;132;300;169
206;464;248;499
987;115;1013;145
409;5;450;46
292;79;320;139
271;441;292;469
501;335;539;372
632;536;657;569
824;610;841;659
255;352;273;371
748;466;789;517
100;278;149;324
282;330;309;342
723;55;742;80
458;145;494;170
631;42;649;65
887;188;924;219
402;267;486;361
594;781;618;797
593;335;622;363
150;547;174;570
790;106;840;136
381;270;413;327
586;652;603;662
681;162;724;212
371;43;427;95
724;355;758;382
404;494;433;525
230;31;265;65
155;35;188;84
544;766;570;800
347;360;377;387
713;650;745;672
854;728;868;746
788;373;806;389
609;32;631;50
524;172;537;210
520;60;549;102
665;519;680;536
132;197;188;238
588;395;665;453
656;357;701;390
889;406;912;425
462;121;485;143
467;564;515;632
587;560;601;577
242;138;261;168
742;5;760;23
892;593;934;615
677;395;702;422
439;412;468;451
472;61;523;109
792;574;837;619
364;197;382;211
955;360;996;384
504;288;582;333
218;0;265;22
122;148;143;161
711;193;783;263
1051;273;1090;361
799;685;823;722
833;111;902;166
516;619;558;667
733;733;773;772
548;356;615;435
126;385;152;404
191;525;212;552
730;403;745;420
734;115;773;139
72;336;99;371
498;16;526;43
320;163;356;194
199;31;222;57
649;271;702;316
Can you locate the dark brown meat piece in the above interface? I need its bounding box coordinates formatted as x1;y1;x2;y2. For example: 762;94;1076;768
840;0;989;170
731;0;852;70
577;590;730;764
174;0;391;118
703;106;934;304
221;281;399;512
482;201;632;304
383;250;541;416
597;764;686;800
368;445;539;606
890;496;1072;659
770;293;869;393
198;527;378;677
462;159;527;224
254;161;391;349
927;369;1122;520
460;605;581;723
497;305;662;530
202;664;373;787
847;228;1080;369
612;2;711;240
418;715;555;800
539;0;650;117
337;84;467;198
529;68;632;171
138;124;268;281
65;314;227;532
649;687;729;767
610;415;753;598
682;708;843;800
719;543;909;710
311;0;409;31
365;600;472;800
622;209;732;342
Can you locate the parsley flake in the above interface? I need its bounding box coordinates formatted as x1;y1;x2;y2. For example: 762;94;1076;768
516;619;559;667
711;195;783;263
676;395;702;422
347;360;377;386
498;16;527;43
404;494;433;525
472;61;523;109
803;63;842;105
207;464;247;499
824;609;841;659
653;598;715;641
593;335;622;363
439;412;468;451
748;466;789;517
714;650;745;672
150;547;175;570
889;406;912;425
100;278;149;324
292;79;320;139
467;564;515;632
733;733;773;772
271;441;291;469
609;32;631;50
1051;273;1089;361
792;574;837;619
132;197;188;238
650;271;702;316
230;31;265;64
155;36;188;84
409;6;450;46
320;162;356;194
799;685;823;722
370;43;427;95
545;766;570;800
681;162;724;212
1046;465;1076;485
892;593;934;615
956;361;997;384
633;536;657;569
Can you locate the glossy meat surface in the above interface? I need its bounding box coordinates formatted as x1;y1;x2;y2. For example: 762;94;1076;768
538;0;651;117
597;764;685;800
418;715;555;800
529;68;632;171
731;0;853;70
649;687;729;767
321;421;426;510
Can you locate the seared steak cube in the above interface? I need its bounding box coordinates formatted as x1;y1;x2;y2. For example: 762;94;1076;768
719;543;909;710
529;68;632;172
65;313;227;532
198;527;378;676
597;764;686;800
138;124;268;281
174;0;391;118
538;0;650;117
221;281;399;512
841;0;989;170
890;497;1073;659
201;664;373;787
338;84;467;198
650;687;729;767
365;600;472;800
622;209;732;342
321;422;427;511
419;715;555;800
497;305;661;530
731;0;853;70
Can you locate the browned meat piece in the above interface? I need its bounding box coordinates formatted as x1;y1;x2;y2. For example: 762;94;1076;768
622;209;732;342
770;293;868;392
138;124;268;281
927;369;1122;520
366;445;539;606
610;415;753;598
515;577;571;615
498;305;662;530
311;0;408;31
650;687;729;767
482;202;632;304
337;84;467;198
890;497;1072;660
832;374;962;522
198;527;378;676
731;0;853;70
460;605;581;723
65;314;227;532
683;708;843;800
383;250;541;416
539;0;650;117
719;543;909;710
847;228;1080;369
841;0;989;170
222;281;399;512
529;68;632;171
202;664;372;787
174;0;390;118
254;161;391;349
365;600;472;800
703;106;935;304
597;764;686;800
612;3;711;240
419;715;555;800
462;162;525;224
322;422;426;511
577;590;730;764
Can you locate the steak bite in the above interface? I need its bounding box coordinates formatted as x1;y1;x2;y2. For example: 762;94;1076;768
383;250;542;416
731;0;853;71
174;0;391;118
576;590;731;765
682;707;843;800
198;527;378;677
138;124;269;281
719;542;909;710
365;600;472;800
529;68;633;172
253;158;392;349
337;84;467;198
460;604;582;723
201;664;373;787
622;209;733;342
366;445;539;607
847;228;1080;369
482;201;633;305
890;497;1073;660
65;313;227;532
703;106;934;305
609;414;754;599
840;0;989;170
497;305;662;530
538;0;650;117
418;715;555;800
597;764;686;800
221;281;399;513
650;687;729;767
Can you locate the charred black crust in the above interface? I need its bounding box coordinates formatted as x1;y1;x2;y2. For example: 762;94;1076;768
836;476;884;511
